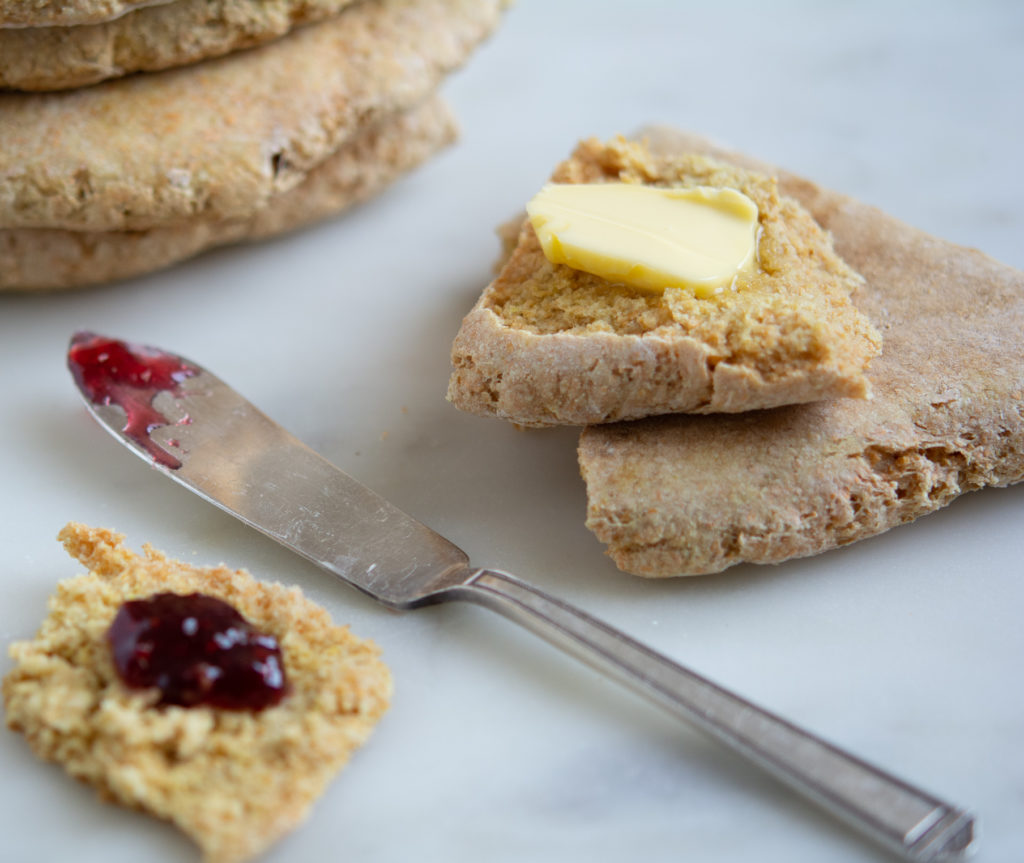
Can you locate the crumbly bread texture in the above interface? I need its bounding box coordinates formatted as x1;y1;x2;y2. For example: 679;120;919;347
448;137;882;427
0;0;502;232
579;129;1024;576
0;0;169;28
0;0;358;92
0;96;456;291
3;523;392;863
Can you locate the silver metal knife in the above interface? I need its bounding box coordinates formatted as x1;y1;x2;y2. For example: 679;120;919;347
67;331;976;861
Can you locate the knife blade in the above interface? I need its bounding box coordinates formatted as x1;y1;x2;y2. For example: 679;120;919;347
67;331;976;862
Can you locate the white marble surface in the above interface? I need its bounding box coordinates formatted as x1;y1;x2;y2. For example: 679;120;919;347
2;2;1022;861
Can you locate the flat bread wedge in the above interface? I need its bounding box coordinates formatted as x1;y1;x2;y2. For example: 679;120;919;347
579;129;1024;576
0;0;171;28
0;0;358;92
448;137;882;427
0;0;503;232
0;96;456;291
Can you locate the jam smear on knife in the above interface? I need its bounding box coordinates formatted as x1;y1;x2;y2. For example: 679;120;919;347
108;592;289;711
68;332;197;469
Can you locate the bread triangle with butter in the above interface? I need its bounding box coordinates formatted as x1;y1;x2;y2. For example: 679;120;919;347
447;136;883;426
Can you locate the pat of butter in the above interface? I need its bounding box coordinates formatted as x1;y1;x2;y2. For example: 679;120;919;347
526;182;759;296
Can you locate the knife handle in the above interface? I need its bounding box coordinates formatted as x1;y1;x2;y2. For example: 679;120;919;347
446;568;975;862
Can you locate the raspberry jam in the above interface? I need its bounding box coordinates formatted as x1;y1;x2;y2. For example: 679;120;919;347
107;592;289;711
67;332;197;469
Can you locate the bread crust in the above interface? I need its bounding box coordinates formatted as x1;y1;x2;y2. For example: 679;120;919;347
579;130;1024;576
0;0;170;29
3;524;392;863
0;0;501;232
448;137;882;426
0;0;358;92
0;96;457;291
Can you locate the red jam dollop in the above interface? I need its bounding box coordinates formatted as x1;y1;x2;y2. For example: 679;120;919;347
68;332;198;469
107;592;289;711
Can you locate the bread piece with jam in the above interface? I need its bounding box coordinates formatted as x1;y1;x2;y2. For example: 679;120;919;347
3;523;391;863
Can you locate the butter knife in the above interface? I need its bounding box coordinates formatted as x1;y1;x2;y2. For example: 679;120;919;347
67;331;976;861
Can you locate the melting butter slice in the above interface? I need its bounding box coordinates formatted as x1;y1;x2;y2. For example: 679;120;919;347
526;182;759;296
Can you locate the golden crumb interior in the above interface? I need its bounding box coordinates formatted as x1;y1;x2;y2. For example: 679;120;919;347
487;138;881;377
